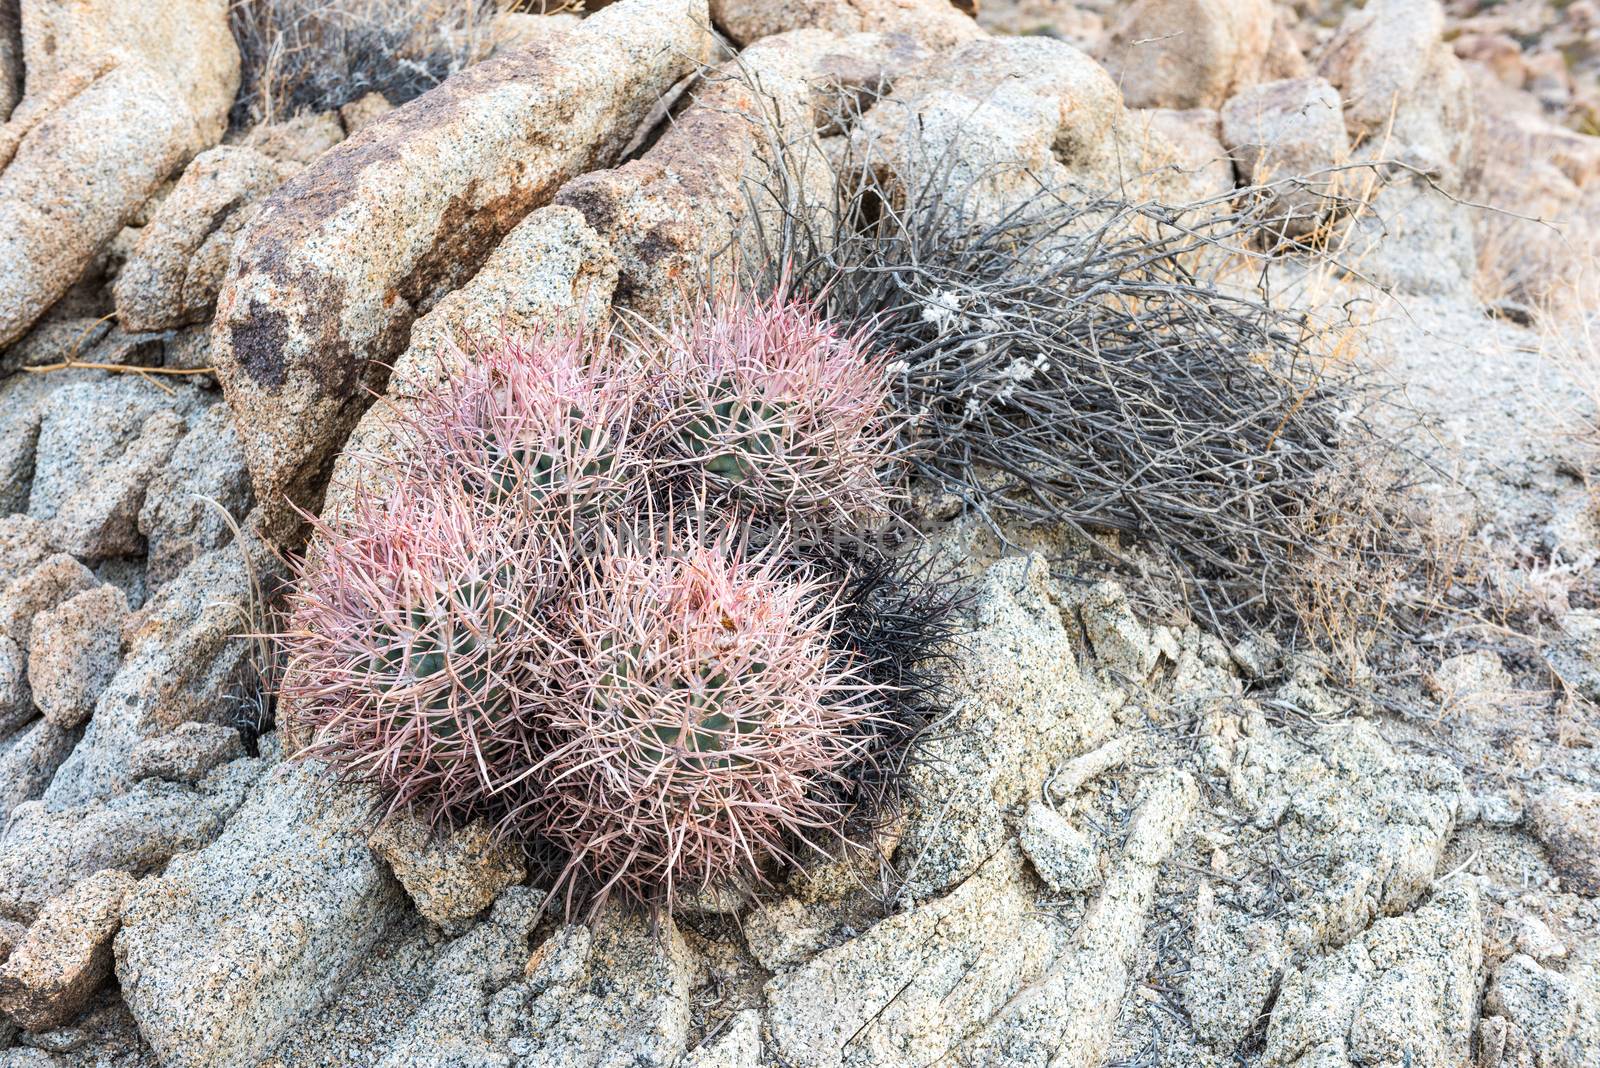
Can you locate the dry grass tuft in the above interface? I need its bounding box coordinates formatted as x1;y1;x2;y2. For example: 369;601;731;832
227;0;496;128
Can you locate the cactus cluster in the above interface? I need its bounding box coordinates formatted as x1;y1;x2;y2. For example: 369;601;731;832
282;293;948;913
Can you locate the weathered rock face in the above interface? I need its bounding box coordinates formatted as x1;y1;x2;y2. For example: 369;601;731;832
557;28;906;321
116;758;406;1068
47;411;187;561
312;204;617;531
27;584;127;730
0;868;134;1032
136;402;255;588
0;0;239;347
44;528;280;808
488;906;695;1067
0;719;79;825
211;0;713;535
24;376;206;542
1263;880;1483;1068
1311;0;1479;296
1318;0;1475;181
1221;77;1352;240
126;721;244;785
892;555;1113;902
0;639;32;737
765;768;1197;1068
1483;952;1588;1068
850;34;1158;225
367;811;527;930
1528;784;1600;896
0;554;97;650
0;756;261;923
1127;106;1238;203
113;146;298;332
1100;0;1277;110
709;0;981;49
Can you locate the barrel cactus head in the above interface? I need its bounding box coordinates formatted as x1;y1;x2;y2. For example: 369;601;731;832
281;484;565;825
511;520;887;911
402;332;646;525
655;293;901;528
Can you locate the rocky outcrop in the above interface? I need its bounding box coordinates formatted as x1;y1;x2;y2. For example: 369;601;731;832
312;204;617;532
367;812;527;930
1263;880;1483;1068
1528;784;1600;896
1221;77;1352;240
126;722;243;785
0;0;239;347
27;584;126;729
0;869;134;1032
115;758;406;1068
557;28;918;320
1318;0;1475;180
893;554;1112;901
374;903;694;1068
136;402;254;587
24;376;207;544
0;719;78;825
44;530;279;807
709;0;981;49
847;34;1214;224
1482;952;1589;1068
0;754;260;922
951;771;1197;1067
1316;0;1479;296
113;146;298;332
0;554;96;650
1100;0;1279;110
1171;711;1468;1054
211;0;713;534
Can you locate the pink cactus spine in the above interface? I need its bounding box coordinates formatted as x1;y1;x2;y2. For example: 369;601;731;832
393;331;650;528
650;291;901;526
502;518;887;912
280;483;568;826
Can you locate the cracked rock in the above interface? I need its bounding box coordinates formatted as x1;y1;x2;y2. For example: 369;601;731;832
368;811;527;931
126;722;244;785
27;585;127;730
1018;802;1101;895
1527;784;1600;896
0;869;134;1033
116;758;405;1068
893;555;1111;902
486;906;695;1067
0;556;98;651
137;400;255;589
1263;880;1483;1068
0;720;80;827
47;411;187;561
113;145;297;332
0;754;261;923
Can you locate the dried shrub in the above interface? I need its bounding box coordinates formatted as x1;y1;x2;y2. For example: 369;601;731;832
228;0;496;128
737;129;1419;653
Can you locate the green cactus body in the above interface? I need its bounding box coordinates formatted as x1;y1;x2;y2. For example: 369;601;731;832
372;576;518;746
476;405;619;506
680;380;791;485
